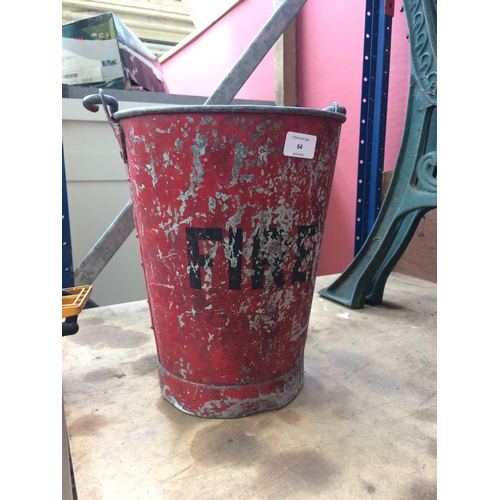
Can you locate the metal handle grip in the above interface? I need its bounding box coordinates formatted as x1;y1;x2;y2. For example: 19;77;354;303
82;89;127;163
82;90;119;115
323;102;347;116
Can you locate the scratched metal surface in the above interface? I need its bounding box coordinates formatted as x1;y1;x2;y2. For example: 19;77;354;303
113;107;345;417
62;272;437;500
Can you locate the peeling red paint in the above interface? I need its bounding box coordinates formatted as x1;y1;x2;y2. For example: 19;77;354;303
114;105;345;418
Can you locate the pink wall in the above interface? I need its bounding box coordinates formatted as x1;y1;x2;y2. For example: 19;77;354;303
160;1;275;100
296;0;410;275
160;0;410;276
295;1;366;274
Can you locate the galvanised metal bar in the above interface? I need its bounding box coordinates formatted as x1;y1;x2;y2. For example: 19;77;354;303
205;0;307;105
354;0;394;255
320;0;436;308
74;201;135;287
74;0;307;286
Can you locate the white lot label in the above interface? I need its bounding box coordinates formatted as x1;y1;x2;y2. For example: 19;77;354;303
283;131;317;159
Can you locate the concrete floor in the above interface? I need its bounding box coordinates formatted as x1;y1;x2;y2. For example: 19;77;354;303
62;272;437;499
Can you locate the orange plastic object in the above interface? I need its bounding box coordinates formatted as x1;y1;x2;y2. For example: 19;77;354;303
62;285;93;318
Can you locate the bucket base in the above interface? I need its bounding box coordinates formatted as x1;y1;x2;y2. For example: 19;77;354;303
159;357;304;419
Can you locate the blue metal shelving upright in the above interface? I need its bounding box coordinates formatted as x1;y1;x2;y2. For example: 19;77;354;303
354;0;394;255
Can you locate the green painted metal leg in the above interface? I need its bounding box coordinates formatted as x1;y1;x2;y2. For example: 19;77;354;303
319;0;437;309
364;207;433;305
364;107;437;305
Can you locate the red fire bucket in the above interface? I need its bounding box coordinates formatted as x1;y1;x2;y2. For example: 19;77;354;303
84;93;346;418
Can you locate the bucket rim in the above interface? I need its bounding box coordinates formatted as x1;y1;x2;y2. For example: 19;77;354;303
111;104;347;123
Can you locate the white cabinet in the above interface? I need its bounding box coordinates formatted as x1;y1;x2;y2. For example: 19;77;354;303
62;96;148;306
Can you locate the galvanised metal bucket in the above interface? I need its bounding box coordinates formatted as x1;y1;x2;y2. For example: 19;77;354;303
84;92;346;418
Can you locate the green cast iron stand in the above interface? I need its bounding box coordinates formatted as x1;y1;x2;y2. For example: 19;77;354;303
319;0;437;309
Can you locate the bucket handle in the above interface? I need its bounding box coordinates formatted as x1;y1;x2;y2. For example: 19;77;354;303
323;102;347;116
82;90;128;164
